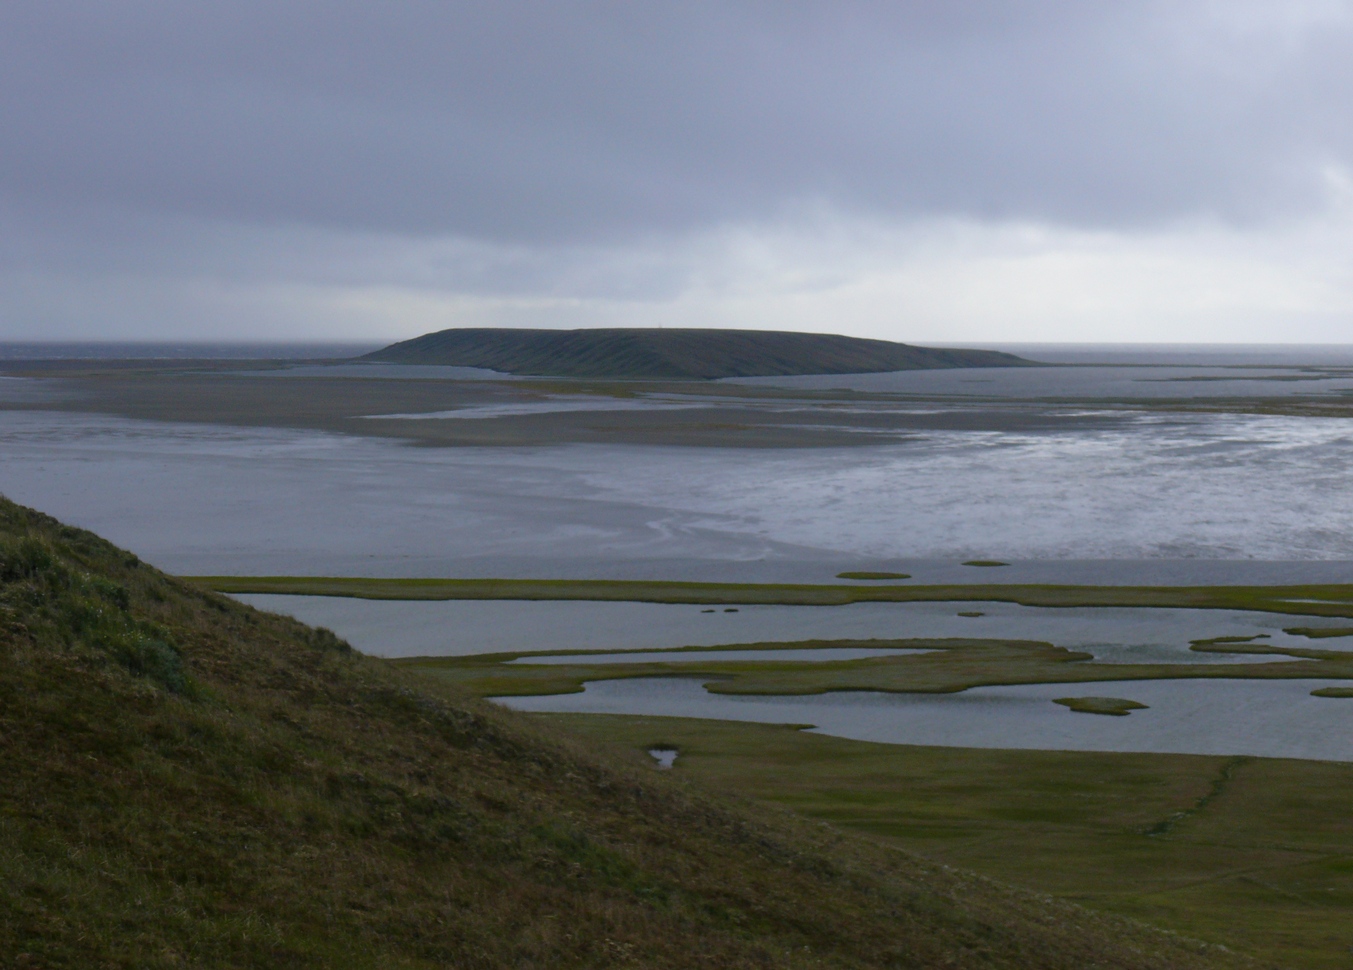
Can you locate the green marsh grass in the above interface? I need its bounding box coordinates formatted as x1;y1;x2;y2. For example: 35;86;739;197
191;574;1353;620
398;636;1353;700
541;713;1353;969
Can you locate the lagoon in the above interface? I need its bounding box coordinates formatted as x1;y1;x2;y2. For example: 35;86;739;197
231;594;1345;660
498;676;1353;762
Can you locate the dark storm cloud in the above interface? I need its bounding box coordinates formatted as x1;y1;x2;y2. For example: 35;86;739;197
3;1;1351;246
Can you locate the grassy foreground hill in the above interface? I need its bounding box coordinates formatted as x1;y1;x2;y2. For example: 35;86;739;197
362;327;1027;379
0;498;1242;969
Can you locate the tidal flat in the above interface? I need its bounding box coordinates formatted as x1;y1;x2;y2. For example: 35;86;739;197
4;350;1353;571
6;406;1353;575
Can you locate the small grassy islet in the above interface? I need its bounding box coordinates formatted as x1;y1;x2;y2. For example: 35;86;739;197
836;571;912;580
1286;626;1353;639
1053;696;1150;716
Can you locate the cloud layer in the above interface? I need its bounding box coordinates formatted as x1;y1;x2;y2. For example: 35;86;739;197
3;2;1352;341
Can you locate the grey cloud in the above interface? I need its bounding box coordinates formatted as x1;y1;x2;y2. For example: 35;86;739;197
4;1;1352;248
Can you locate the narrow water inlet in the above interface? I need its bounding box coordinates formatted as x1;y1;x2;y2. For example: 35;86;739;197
648;748;678;769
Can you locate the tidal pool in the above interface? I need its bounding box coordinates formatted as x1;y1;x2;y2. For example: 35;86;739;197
497;677;1353;762
230;594;1341;660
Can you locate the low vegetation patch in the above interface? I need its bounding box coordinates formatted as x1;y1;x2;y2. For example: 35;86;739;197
1311;686;1353;698
837;571;911;580
1285;626;1353;639
1053;696;1149;716
402;636;1353;700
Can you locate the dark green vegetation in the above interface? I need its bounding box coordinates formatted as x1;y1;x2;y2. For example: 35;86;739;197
1052;697;1149;716
363;327;1029;380
0;498;1247;969
1311;686;1353;698
194;574;1353;619
1286;626;1353;639
1189;635;1270;648
836;571;912;580
962;561;1009;568
542;715;1353;968
398;636;1353;699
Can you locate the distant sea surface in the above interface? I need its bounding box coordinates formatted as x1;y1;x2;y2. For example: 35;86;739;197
3;340;1353;365
945;343;1353;365
0;341;382;360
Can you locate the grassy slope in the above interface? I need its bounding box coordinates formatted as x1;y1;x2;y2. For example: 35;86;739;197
539;715;1353;969
362;327;1027;379
0;498;1244;970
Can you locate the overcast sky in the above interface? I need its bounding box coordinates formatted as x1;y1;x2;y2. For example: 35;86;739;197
3;2;1353;344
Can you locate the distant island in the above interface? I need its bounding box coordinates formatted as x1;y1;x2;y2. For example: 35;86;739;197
362;327;1029;380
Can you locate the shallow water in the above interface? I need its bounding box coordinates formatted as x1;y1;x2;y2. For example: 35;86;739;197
7;409;1353;577
230;595;1343;660
363;395;706;420
648;748;678;769
497;677;1353;761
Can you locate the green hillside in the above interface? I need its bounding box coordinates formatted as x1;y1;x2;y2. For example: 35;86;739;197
362;327;1028;379
0;497;1239;969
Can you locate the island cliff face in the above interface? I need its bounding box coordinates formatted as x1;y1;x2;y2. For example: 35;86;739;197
363;327;1028;379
